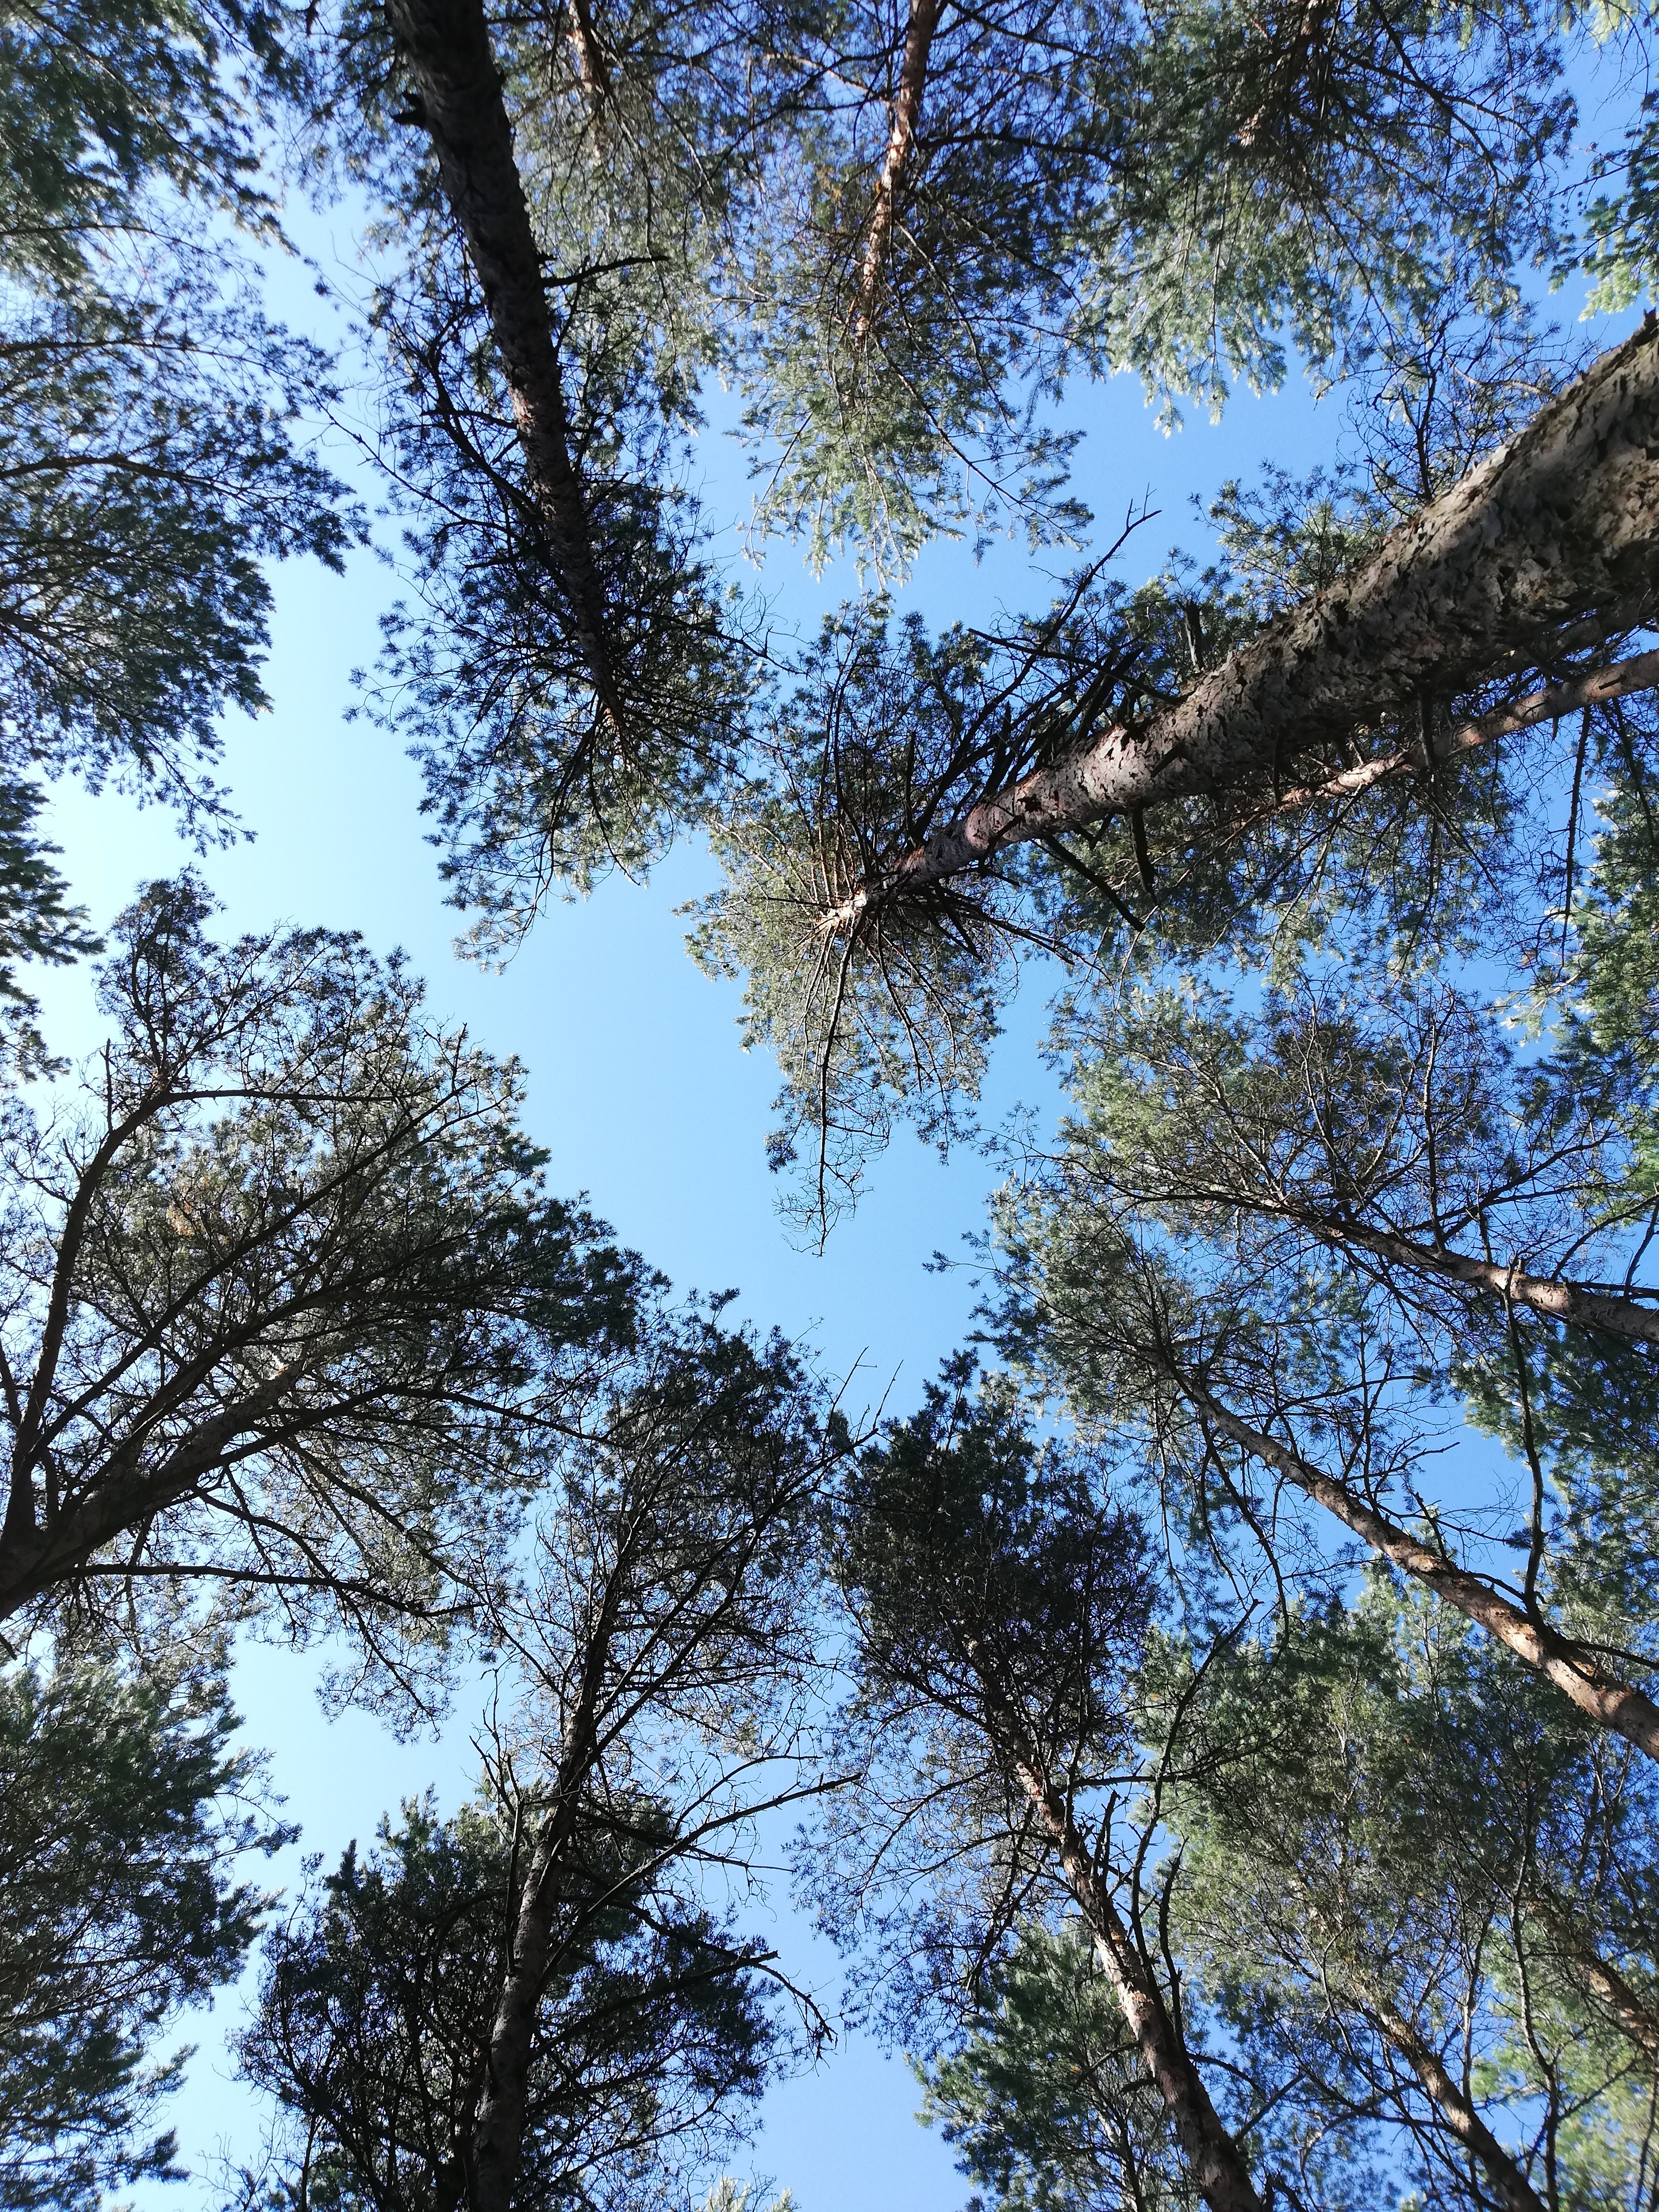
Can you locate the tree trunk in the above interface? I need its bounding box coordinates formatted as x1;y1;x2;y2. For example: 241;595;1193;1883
1522;1891;1659;2064
1357;1979;1547;2212
1218;1206;1659;1350
849;0;944;340
969;1661;1266;2212
1182;1377;1659;1763
469;1578;622;2212
843;324;1659;914
382;0;624;729
469;1795;578;2212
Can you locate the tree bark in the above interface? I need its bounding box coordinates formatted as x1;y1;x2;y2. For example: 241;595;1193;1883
468;1571;623;2212
968;1660;1267;2212
382;0;624;729
842;324;1659;916
565;0;612;117
850;0;944;339
1196;1205;1659;1350
1522;1890;1659;2064
1210;647;1659;846
1354;1978;1547;2212
1181;1377;1659;1763
0;1371;301;1622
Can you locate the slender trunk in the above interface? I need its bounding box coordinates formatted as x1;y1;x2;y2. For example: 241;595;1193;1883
968;1660;1265;2212
850;0;944;339
1233;1207;1659;1350
1183;1378;1659;1762
469;1577;623;2212
839;325;1659;917
382;0;624;730
1522;1891;1659;2064
566;0;612;117
1357;1980;1546;2212
469;1794;580;2212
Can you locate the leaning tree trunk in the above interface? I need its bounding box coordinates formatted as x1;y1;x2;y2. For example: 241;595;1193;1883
1522;1891;1659;2065
849;0;944;338
842;324;1659;916
381;0;625;730
1226;1205;1659;1349
469;1580;622;2212
968;1658;1267;2212
1181;1377;1659;1763
1349;1976;1547;2212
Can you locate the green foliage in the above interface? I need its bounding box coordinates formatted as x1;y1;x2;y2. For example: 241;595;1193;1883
240;1796;777;2212
919;1923;1201;2212
0;874;646;1703
0;0;355;1041
0;1652;287;2212
1157;1592;1659;2208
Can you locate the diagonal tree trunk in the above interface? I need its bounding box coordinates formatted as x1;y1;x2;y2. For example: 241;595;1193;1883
1322;1959;1547;2212
841;324;1659;918
1521;1890;1659;2064
849;0;945;340
382;0;625;731
1178;1374;1659;1763
1190;1204;1659;1351
469;1567;624;2212
967;1654;1267;2212
565;0;612;118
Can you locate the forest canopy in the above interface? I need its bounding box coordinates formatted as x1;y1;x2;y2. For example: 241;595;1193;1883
6;0;1659;2209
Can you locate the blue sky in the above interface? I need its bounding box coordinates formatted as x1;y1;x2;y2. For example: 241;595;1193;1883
36;167;1635;2205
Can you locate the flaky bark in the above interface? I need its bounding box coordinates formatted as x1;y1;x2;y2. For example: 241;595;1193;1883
566;0;612;116
849;0;944;339
969;1659;1266;2212
1193;1201;1659;1350
843;325;1659;916
1522;1891;1659;2064
383;0;624;728
1183;1379;1659;1763
1355;1978;1546;2212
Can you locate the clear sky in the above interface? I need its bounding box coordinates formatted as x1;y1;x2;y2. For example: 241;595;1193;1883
37;180;1630;2209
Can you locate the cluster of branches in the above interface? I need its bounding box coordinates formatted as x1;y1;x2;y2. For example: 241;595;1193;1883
15;2;1659;2210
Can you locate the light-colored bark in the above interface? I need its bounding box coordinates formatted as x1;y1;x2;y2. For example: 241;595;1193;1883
1522;1891;1659;2065
566;0;612;116
839;325;1659;918
383;0;624;730
968;1659;1266;2212
850;0;945;339
1177;1200;1659;1350
1368;1996;1542;2211
1183;1379;1659;1763
1348;1972;1547;2212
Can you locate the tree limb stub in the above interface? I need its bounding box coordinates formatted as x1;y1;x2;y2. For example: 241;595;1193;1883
1227;646;1659;837
842;324;1659;916
1182;1378;1659;1764
382;0;625;731
850;0;945;341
